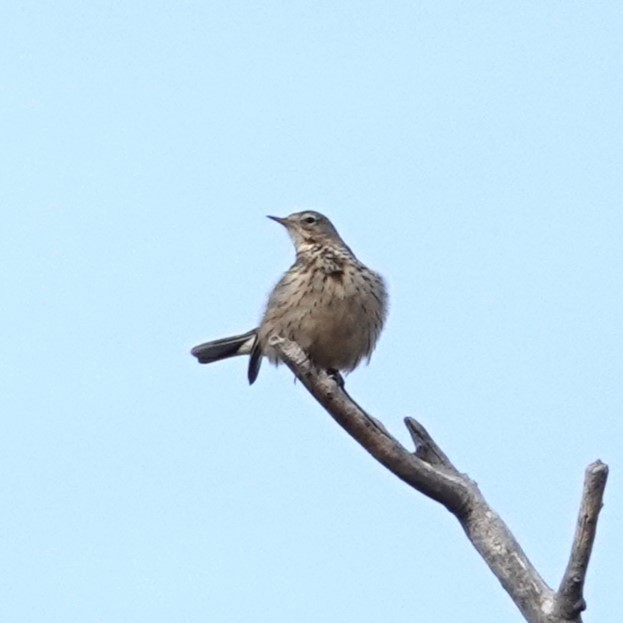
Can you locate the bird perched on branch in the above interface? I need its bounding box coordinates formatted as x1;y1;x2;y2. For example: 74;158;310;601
191;210;388;384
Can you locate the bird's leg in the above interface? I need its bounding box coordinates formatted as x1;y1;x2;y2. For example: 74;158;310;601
327;368;346;389
327;368;390;435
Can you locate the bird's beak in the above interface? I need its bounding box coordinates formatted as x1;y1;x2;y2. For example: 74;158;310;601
267;215;287;226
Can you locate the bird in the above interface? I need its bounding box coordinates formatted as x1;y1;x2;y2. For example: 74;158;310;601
190;210;388;384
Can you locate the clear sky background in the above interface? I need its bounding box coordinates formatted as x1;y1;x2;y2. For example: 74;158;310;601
1;2;621;622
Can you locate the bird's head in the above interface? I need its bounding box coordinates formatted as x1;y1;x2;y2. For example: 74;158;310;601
267;210;346;251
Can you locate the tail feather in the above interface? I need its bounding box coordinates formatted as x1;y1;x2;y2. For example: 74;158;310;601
247;338;263;385
191;329;257;364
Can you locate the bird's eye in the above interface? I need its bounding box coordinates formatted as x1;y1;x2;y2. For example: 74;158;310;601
303;216;317;225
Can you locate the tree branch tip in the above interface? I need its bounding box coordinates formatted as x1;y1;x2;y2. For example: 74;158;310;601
404;416;425;444
586;460;608;476
403;417;458;472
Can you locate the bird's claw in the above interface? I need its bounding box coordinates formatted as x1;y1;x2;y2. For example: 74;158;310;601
327;368;345;389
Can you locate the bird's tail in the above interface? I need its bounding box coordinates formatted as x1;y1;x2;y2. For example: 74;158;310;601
190;329;258;364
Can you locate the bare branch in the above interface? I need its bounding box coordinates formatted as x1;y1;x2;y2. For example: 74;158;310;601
270;336;608;623
555;460;609;620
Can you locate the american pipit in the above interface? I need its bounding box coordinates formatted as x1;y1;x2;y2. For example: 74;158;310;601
191;210;388;384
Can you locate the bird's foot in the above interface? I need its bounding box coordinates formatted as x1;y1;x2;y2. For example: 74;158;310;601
327;368;345;389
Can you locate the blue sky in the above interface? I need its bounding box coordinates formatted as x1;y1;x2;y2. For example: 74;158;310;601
1;2;621;622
